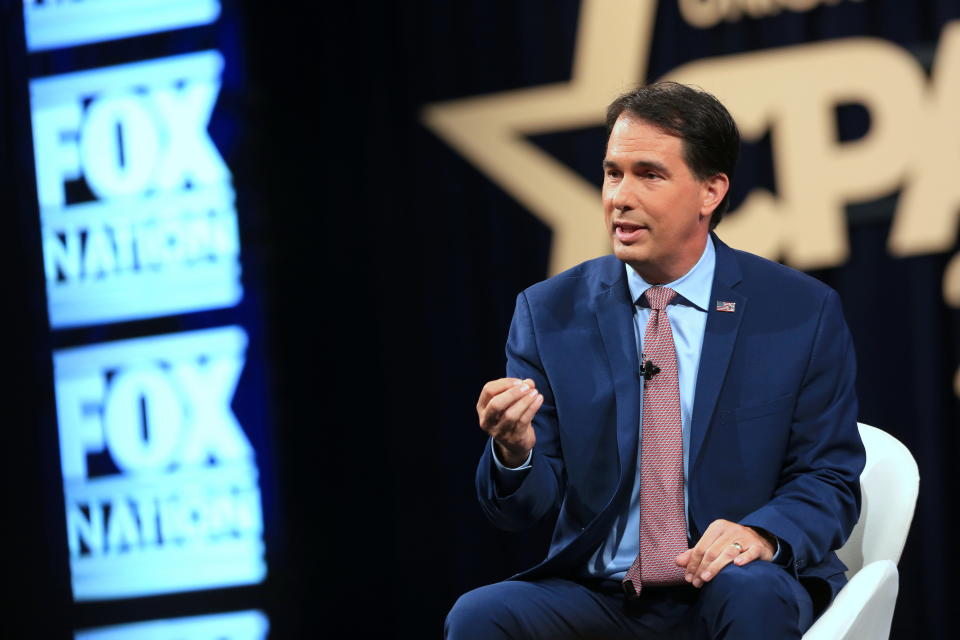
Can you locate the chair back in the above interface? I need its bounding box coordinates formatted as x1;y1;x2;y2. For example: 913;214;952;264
835;423;919;577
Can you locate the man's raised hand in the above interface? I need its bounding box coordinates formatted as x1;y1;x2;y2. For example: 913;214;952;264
477;378;544;467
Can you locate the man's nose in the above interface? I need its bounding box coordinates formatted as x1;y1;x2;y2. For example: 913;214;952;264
611;179;638;212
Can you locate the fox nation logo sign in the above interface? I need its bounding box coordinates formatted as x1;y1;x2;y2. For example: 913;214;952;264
76;610;268;640
24;0;221;52
31;51;241;328
54;327;265;600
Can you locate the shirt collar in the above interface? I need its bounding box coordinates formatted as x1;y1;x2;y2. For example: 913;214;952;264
625;236;716;312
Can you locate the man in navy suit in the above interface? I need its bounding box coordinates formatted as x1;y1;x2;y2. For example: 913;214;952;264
445;82;864;639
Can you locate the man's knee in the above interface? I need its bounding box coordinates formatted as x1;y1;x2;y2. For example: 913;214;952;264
694;561;811;639
706;560;791;600
445;583;517;639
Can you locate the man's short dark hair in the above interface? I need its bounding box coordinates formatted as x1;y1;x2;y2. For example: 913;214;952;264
605;82;740;229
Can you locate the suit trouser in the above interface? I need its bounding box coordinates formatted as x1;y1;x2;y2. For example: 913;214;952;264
444;560;813;640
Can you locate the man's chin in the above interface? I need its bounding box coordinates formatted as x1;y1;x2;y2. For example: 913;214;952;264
612;243;650;265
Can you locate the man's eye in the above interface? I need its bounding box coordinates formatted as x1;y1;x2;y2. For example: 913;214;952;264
644;171;660;179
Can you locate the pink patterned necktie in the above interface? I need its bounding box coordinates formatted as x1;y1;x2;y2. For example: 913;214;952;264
623;286;688;598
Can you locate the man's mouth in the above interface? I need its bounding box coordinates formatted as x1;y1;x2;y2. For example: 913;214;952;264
613;220;649;243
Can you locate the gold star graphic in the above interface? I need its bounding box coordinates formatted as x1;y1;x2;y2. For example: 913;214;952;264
422;0;657;275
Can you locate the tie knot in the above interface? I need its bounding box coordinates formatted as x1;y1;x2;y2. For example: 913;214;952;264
644;286;677;311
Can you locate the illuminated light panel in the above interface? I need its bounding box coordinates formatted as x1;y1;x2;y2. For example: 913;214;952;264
24;0;221;52
30;51;242;328
54;327;267;600
75;609;269;640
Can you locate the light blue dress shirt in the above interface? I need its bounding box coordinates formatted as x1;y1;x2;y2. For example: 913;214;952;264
493;237;716;579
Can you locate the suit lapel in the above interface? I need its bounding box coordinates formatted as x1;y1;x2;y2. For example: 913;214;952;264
593;260;642;483
690;236;745;470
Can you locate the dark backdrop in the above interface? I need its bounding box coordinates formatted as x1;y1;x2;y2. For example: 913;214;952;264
5;0;958;637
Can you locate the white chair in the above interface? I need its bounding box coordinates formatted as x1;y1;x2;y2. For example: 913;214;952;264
802;423;919;640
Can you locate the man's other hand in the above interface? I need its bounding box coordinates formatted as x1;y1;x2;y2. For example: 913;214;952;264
675;519;776;588
477;378;544;467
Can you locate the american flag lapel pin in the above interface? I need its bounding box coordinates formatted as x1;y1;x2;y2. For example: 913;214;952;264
715;300;736;313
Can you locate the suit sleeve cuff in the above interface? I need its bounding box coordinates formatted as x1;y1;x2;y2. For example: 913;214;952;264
490;440;532;496
491;439;533;470
747;525;789;566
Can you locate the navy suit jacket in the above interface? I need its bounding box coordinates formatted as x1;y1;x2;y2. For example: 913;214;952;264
476;236;865;608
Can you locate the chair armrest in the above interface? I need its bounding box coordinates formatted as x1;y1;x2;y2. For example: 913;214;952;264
802;560;899;640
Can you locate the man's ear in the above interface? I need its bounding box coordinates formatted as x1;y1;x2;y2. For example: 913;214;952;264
700;173;729;218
